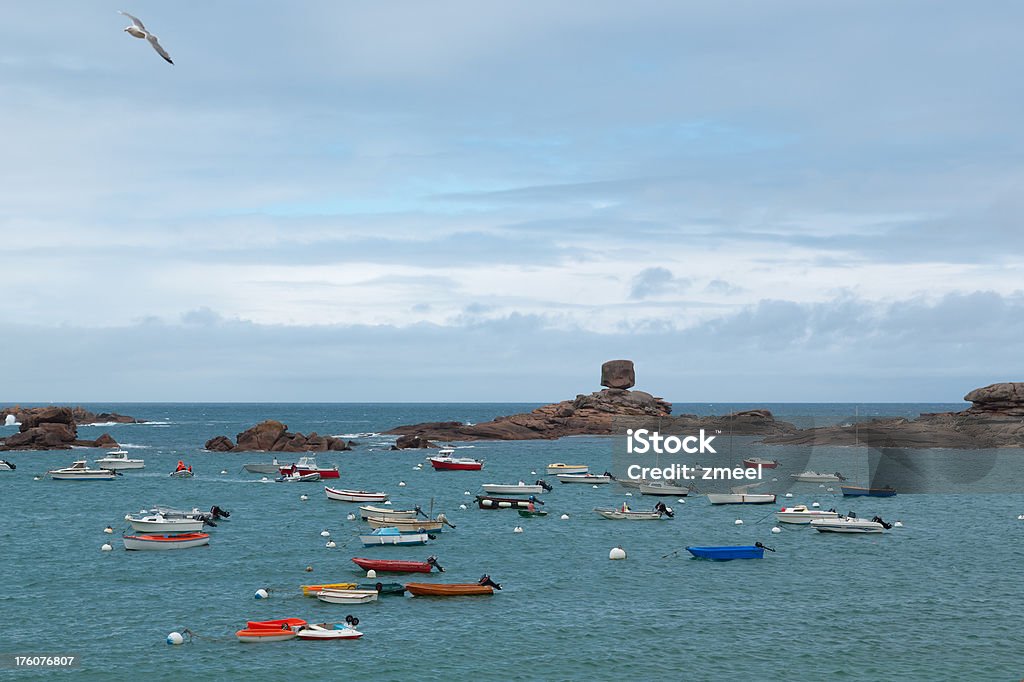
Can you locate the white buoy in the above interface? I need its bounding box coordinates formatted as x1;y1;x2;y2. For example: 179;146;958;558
513;526;523;533
104;526;113;534
459;504;467;510
678;499;686;504
220;470;228;475
811;502;820;508
346;513;356;521
33;476;41;481
592;485;599;489
560;514;570;520
625;492;633;497
609;546;627;560
771;477;778;482
325;540;336;548
398;481;406;487
383;500;392;505
366;569;377;579
894;521;904;527
734;519;744;525
784;492;793;498
261;476;269;482
530;471;537;475
463;491;471;496
771;526;782;534
166;632;184;646
320;530;331;537
300;494;309;501
254;588;269;600
819;484;826;488
101;542;113;552
1017;515;1024;521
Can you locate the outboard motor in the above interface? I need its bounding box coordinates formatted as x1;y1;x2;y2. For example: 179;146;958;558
871;515;894;529
426;555;445;573
437;512;456;529
536;479;553;492
603;471;616;480
414;505;428;519
210;505;230;519
848;511;857;518
754;541;776;552
478;574;502;590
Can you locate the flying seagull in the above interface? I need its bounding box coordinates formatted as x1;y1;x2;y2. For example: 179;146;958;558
118;10;173;64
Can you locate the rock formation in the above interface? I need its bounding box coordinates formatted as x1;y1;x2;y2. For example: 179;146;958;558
761;382;1024;448
387;361;797;443
0;406;120;451
1;405;140;426
204;420;356;452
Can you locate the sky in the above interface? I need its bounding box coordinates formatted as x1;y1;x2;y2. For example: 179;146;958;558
1;1;1022;402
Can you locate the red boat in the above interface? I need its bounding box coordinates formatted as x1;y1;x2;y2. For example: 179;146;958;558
351;556;444;573
428;456;483;471
278;456;340;479
742;457;779;469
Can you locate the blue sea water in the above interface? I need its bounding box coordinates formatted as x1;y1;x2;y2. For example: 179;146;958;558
1;402;1021;681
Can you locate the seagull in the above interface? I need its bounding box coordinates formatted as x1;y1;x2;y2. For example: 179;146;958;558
118;11;173;64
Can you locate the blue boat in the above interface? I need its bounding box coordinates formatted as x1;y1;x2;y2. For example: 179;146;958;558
686;545;766;561
840;485;897;497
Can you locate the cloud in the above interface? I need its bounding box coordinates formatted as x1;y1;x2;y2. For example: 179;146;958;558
629;267;690;300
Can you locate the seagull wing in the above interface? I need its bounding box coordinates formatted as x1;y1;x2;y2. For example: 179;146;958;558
147;34;173;64
118;10;146;31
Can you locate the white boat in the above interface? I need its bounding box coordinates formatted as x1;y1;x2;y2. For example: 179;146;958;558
481;481;551;495
594;502;673;520
366;513;453;533
128;512;206;533
811;515;892;533
775;505;840;524
359;527;429;546
706;493;777;505
0;459;15;471
316;589;379;605
325;487;388;502
296;623;363;640
639;481;690;496
48;460;118;481
616;478;649;489
243;458;281;474
94;449;145;470
546;463;589;475
359;505;419;521
791;471;846;483
276;472;320;482
169;469;195;478
122;532;210;550
556;473;613;484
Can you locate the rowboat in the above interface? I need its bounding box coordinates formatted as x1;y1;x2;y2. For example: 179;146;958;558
276;472;320;482
301;582;357;597
127;512;206;533
791;471;846;482
686;545;769;560
169;469;195;478
351;556;445;573
325;487;388;503
48;460;117;481
355;581;406;595
278;456;340;479
517;508;548;518
122;532;210;551
557;473;613;484
243;458;282;474
359;505;419;521
366;513;454;533
706;493;777;505
358;527;429;546
742;457;779;469
775;505;839;524
247;618;307;629
405;576;501;596
94;449;145;470
295;623;363;641
811;515;893;533
546;463;588;475
428;456;483;471
236;618;307;643
841;485;897;497
476;495;543;510
594;502;673;520
481;480;552;495
639;481;689;496
316;589;379;604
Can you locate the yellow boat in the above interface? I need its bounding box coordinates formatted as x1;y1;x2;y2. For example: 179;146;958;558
301;582;357;597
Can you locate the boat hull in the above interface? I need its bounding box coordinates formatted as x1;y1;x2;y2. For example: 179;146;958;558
686;546;765;560
279;467;339;479
840;486;897;497
405;583;494;596
359;533;428;546
351;557;434;573
639;483;689;496
517;509;548;518
706;493;777;505
557;474;612;484
594;508;666;520
428;458;483;471
325;487;388;502
296;625;363;640
811;519;885;533
122;533;210;551
129;518;205;533
481;484;545;495
365;518;443;532
301;583;357;596
316;589;379;604
94;459;145;470
546;464;588;475
742;458;779;469
236;629;297;642
476;496;540;510
169;470;195;478
49;471;118;480
359;505;417;520
775;511;839;524
791;472;844;482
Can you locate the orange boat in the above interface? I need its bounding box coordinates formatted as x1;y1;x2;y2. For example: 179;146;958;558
247;618;307;630
236;618;307;642
405;577;501;596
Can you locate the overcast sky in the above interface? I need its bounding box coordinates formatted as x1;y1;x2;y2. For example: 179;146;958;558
1;1;1021;402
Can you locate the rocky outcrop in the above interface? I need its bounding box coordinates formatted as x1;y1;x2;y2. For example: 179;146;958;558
1;406;141;426
392;435;438;450
204;420;355;452
386;361;797;442
762;382;1024;448
0;406;119;451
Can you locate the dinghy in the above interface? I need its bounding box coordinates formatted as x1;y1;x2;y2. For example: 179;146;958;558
276;471;320;483
706;493;777;505
301;582;357;596
811;515;893;533
236;618;306;643
122;532;210;551
791;471;845;483
169;469;195;478
325;487;388;502
517;507;548;518
639;481;689;496
358;527;429;546
366;513;454;533
359;505;419;521
316;589;378;604
127;512;206;533
775;505;840;524
557;473;613;484
243;458;282;474
351;556;444;573
295;622;363;641
594;501;673;520
481;480;552;495
840;485;897;497
686;543;773;560
406;575;502;596
742;457;779;469
546;463;588;475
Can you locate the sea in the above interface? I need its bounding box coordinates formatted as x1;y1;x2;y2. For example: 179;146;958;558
1;402;1021;681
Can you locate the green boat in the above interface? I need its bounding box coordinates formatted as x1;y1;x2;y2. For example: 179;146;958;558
355;582;406;595
517;509;548;518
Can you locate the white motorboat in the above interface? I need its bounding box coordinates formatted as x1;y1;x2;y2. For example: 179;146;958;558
811;515;893;533
0;459;15;471
127;512;206;533
325;487;388;502
276;471;321;482
243;458;281;474
639;481;690;496
296;623;364;640
48;460;118;481
481;481;552;495
775;505;840;524
94;449;145;470
556;473;613;484
594;502;673;520
791;471;846;483
316;589;379;605
278;456;340;479
706;493;777;505
359;505;419;521
122;532;210;550
359;527;429;546
546;463;589;475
